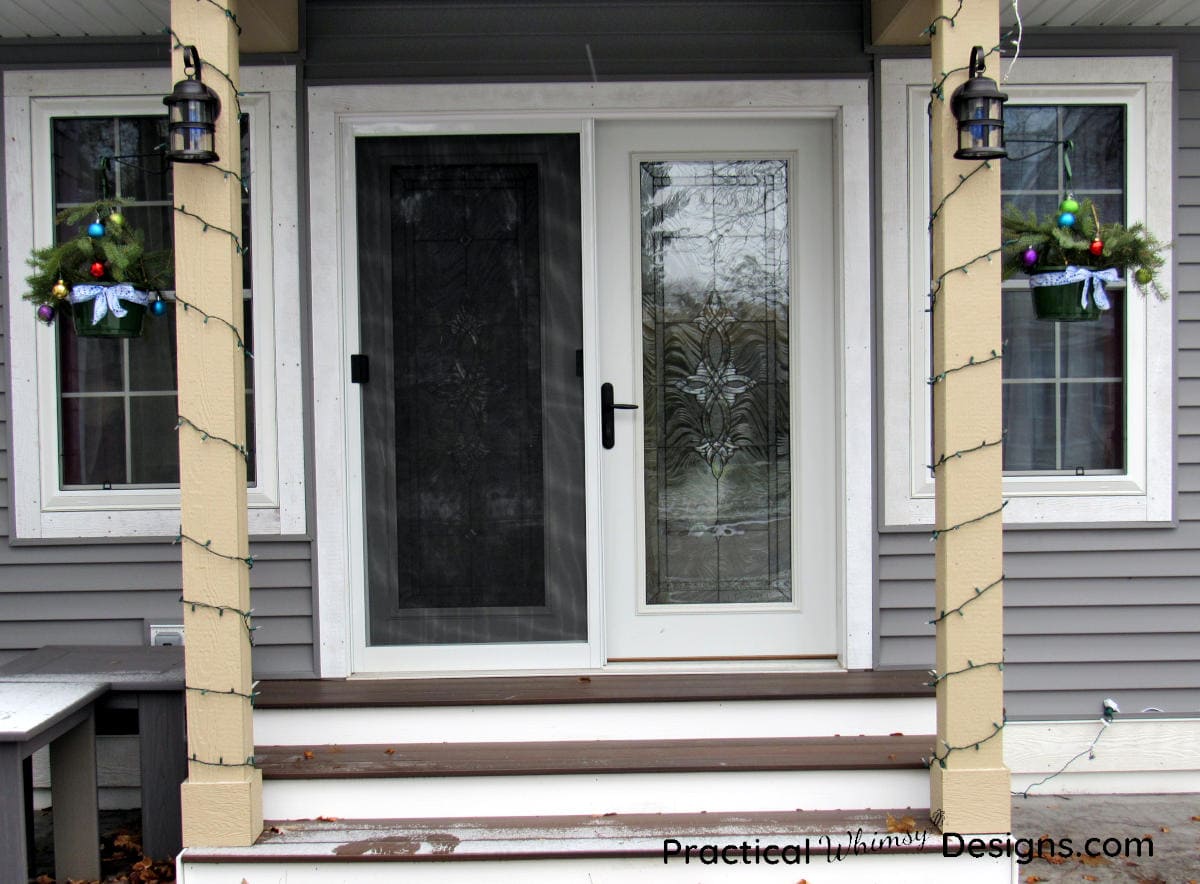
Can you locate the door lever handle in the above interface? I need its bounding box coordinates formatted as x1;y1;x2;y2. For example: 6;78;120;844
601;382;638;449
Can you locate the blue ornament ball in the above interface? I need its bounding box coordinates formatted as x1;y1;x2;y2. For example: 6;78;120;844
150;299;168;317
1058;212;1076;228
87;221;106;238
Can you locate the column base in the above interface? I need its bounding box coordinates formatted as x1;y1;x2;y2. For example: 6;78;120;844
931;764;1011;834
181;772;264;847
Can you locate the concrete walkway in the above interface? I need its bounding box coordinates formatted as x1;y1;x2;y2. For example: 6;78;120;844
1011;794;1199;882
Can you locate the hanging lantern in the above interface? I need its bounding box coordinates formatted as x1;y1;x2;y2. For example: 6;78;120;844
951;46;1008;160
163;45;220;164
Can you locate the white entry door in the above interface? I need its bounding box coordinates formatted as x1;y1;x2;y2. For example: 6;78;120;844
595;119;839;662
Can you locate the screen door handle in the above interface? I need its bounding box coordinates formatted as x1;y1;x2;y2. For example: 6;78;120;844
601;382;638;449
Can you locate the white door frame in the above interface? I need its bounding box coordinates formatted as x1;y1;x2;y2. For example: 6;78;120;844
307;80;874;677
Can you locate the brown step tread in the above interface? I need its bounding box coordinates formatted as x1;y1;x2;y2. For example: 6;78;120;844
183;808;941;863
256;734;932;779
255;669;932;709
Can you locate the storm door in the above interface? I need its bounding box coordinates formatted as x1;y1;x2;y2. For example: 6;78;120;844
595;119;838;662
355;134;586;648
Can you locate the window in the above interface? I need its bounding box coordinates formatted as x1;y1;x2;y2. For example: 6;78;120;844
881;57;1173;526
5;67;304;537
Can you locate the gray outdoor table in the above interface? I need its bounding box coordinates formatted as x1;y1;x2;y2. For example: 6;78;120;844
0;645;186;860
0;680;106;882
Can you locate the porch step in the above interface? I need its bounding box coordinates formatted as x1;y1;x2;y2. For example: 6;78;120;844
254;669;935;745
256;735;933;820
179;810;1013;883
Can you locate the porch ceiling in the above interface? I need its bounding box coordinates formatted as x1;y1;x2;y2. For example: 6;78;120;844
873;0;1200;45
0;0;298;53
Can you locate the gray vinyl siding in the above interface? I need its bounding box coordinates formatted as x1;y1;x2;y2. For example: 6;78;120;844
876;31;1200;719
303;0;870;82
0;62;316;679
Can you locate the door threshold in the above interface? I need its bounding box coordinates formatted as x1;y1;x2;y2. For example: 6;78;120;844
347;658;842;681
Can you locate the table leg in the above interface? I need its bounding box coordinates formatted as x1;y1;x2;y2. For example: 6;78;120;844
139;692;185;858
0;744;31;882
49;710;100;881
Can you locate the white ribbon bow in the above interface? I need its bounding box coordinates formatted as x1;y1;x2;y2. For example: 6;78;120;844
1028;266;1119;311
69;283;151;325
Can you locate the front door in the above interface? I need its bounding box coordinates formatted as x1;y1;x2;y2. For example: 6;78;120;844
355;133;589;668
595;119;838;662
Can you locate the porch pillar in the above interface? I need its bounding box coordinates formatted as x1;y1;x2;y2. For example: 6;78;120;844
928;0;1011;833
171;0;263;846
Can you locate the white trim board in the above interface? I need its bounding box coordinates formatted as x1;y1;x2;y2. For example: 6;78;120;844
306;80;873;676
1005;718;1200;795
879;56;1175;527
3;66;305;538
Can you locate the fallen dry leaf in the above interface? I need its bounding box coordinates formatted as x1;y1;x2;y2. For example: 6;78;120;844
1083;876;1098;882
302;750;315;759
886;813;917;833
1160;826;1169;832
1025;875;1043;883
385;747;396;754
887;753;897;760
317;815;339;821
1079;854;1111;867
889;731;904;737
1190;815;1200;822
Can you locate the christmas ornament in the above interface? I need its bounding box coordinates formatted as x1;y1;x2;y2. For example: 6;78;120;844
1058;212;1076;228
1059;196;1079;214
51;279;68;300
87;220;105;238
1089;238;1104;257
108;211;124;227
1135;268;1153;286
150;298;168;317
36;304;55;323
89;261;105;279
1022;247;1038;268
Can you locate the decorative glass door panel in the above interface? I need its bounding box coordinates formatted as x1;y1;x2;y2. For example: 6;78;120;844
356;134;586;647
597;120;837;661
642;160;791;607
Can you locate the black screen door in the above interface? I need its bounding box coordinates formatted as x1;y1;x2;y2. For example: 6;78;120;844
356;134;586;646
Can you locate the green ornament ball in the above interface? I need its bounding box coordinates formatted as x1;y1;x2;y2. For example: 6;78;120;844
1135;268;1153;286
108;211;125;227
1059;197;1080;215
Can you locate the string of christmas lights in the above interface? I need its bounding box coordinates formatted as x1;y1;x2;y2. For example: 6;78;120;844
165;28;246;121
174;295;255;356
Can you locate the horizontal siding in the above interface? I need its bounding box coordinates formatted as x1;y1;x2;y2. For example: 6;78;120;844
0;67;316;680
877;30;1200;718
304;0;870;82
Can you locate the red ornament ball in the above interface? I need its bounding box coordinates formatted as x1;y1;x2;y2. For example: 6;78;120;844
89;261;105;279
1089;238;1104;257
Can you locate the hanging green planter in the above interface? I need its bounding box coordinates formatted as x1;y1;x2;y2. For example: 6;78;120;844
1028;266;1103;322
69;285;149;338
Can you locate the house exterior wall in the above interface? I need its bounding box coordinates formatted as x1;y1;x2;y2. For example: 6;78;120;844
877;30;1200;719
1;5;1197;720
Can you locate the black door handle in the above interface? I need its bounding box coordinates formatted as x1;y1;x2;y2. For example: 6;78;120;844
601;382;638;449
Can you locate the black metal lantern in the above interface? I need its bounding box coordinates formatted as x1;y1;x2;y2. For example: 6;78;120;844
951;46;1008;160
163;46;220;164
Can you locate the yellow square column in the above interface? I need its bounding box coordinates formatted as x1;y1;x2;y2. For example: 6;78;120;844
928;0;1011;834
170;0;263;847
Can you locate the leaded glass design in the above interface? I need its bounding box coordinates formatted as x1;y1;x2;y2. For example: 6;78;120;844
1000;105;1125;473
641;159;791;605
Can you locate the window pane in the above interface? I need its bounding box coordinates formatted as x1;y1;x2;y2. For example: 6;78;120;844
1003;383;1056;471
1061;382;1123;471
1002;291;1056;379
116;118;171;201
1002;106;1058;191
1063;106;1124;192
58;325;123;393
1060;291;1124;379
53;119;116;203
129;395;180;484
128;303;178;391
62;397;126;486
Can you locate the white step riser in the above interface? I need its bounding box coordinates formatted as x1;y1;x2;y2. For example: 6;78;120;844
180;852;1012;884
255;698;934;745
262;769;929;820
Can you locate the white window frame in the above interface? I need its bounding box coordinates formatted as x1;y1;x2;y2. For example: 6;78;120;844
4;66;305;538
880;57;1174;527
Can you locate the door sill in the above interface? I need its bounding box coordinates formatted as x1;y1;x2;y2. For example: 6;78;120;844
348;658;842;680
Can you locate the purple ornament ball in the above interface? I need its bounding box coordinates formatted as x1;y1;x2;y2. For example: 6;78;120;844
36;303;55;323
1022;247;1038;268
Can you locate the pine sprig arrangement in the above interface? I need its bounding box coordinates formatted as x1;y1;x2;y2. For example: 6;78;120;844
1001;197;1168;297
24;198;173;309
